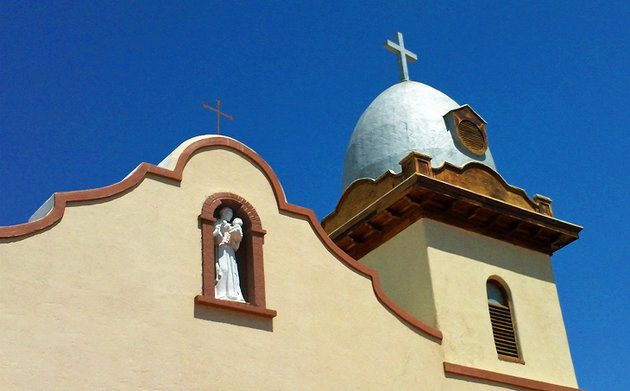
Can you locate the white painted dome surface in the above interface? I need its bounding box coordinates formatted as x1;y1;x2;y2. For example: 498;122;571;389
342;81;496;190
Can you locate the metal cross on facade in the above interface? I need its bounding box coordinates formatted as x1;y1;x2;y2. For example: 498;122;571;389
384;32;418;82
202;99;235;135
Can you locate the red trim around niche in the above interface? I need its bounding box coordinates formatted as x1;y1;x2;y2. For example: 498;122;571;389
198;192;272;315
194;295;277;318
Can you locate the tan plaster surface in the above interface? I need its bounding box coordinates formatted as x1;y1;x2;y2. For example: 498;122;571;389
0;142;577;390
357;218;578;389
0;146;463;390
360;220;438;328
423;219;578;387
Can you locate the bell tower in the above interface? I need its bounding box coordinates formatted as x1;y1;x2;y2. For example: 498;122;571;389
323;34;582;388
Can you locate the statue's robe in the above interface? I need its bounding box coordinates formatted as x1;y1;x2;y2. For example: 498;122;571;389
215;225;245;302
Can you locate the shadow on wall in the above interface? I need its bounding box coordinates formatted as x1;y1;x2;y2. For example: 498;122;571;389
424;220;555;284
193;304;274;332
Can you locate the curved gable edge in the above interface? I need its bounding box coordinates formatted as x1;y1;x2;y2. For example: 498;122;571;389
0;136;443;341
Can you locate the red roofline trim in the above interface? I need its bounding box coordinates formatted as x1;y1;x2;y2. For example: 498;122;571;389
0;137;443;341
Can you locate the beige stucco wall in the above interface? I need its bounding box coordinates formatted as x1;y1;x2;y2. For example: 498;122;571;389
0;142;525;390
359;217;577;388
361;220;437;328
424;219;577;386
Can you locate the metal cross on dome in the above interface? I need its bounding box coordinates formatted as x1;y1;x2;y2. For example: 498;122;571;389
384;32;418;82
202;99;235;135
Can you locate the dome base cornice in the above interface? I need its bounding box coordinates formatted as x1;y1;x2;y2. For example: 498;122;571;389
323;152;581;258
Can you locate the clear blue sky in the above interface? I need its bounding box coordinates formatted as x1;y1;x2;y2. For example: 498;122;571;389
1;2;627;389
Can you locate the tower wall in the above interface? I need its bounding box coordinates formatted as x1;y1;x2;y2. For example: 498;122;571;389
360;218;578;387
360;220;437;328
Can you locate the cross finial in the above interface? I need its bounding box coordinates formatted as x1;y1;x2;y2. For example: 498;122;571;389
384;32;418;82
202;99;235;135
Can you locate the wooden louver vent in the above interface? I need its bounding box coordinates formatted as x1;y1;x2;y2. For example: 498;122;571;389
457;120;487;155
488;303;519;358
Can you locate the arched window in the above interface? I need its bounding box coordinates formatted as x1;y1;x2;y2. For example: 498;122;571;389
195;193;276;318
487;278;521;361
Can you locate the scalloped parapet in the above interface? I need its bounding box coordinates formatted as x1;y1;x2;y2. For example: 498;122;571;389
0;136;443;341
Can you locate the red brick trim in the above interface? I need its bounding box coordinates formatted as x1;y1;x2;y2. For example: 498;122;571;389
195;295;277;318
0;136;442;341
198;192;269;310
498;354;525;364
443;362;582;391
199;192;264;232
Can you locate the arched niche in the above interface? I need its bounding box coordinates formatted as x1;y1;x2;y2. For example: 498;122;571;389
195;192;276;318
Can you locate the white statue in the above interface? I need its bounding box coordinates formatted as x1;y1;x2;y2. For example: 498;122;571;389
213;207;245;302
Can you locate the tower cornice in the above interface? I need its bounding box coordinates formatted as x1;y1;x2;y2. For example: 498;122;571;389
323;152;581;258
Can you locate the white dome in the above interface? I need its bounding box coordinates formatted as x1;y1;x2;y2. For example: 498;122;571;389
342;81;496;190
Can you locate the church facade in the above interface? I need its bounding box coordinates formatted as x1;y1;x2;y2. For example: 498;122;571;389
0;34;582;390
